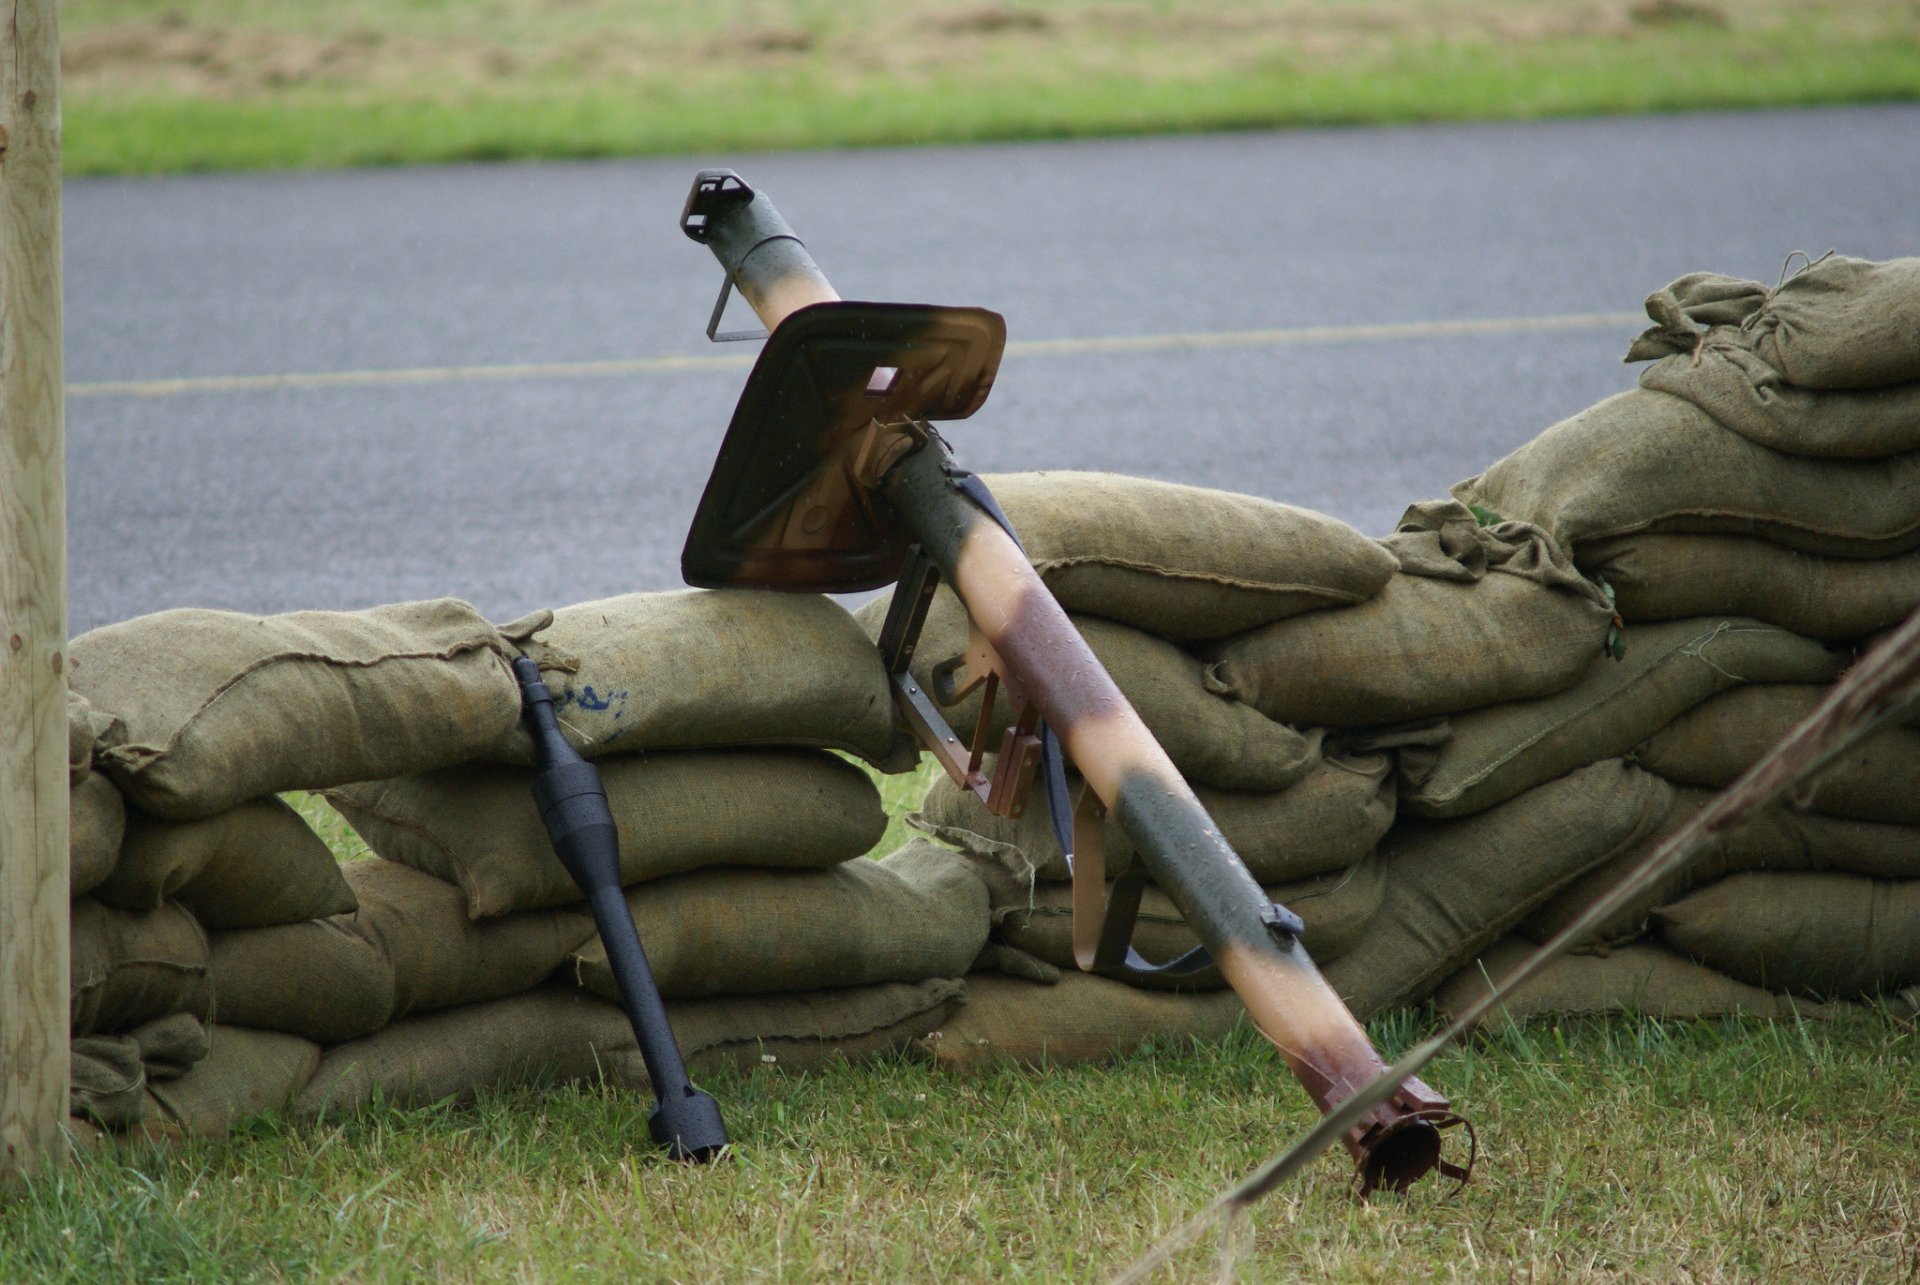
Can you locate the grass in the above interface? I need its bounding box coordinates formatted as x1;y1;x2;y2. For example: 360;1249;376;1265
56;0;1920;174
12;776;1916;1279
3;1011;1914;1280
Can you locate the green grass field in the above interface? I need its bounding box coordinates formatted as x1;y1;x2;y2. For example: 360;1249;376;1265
58;0;1920;174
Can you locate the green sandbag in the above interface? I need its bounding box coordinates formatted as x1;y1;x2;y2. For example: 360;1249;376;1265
94;795;356;930
571;842;988;1001
1204;568;1614;727
209;859;595;1043
1581;534;1920;640
978;471;1397;640
1522;787;1920;949
1627;256;1920;391
70;898;211;1037
857;587;1319;792
1434;937;1860;1029
74;599;532;820
990;852;1386;989
325;748;886;919
909;744;1393;886
1637;683;1920;825
1452;390;1920;558
69;1014;212;1130
1639;340;1920;459
916;970;1245;1072
1402;619;1845;819
1655;872;1920;997
1324;760;1674;1021
297;979;964;1117
70;773;126;900
490;590;915;772
145;1026;320;1137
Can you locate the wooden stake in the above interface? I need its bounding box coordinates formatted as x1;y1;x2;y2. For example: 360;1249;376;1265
0;0;69;1178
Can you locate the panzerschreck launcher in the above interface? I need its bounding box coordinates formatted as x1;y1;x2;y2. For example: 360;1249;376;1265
677;169;1469;1192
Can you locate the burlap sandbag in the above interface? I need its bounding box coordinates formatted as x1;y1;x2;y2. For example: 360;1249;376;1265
298;979;964;1116
144;1026;321;1137
67;688;116;785
1204;568;1614;728
491;590;914;771
977;471;1397;640
571;842;988;1001
1323;760;1675;1021
1637;339;1920;459
909;744;1393;887
73;599;531;820
69;1013;211;1130
1637;683;1920;825
1402;618;1845;819
1581;533;1920;640
70;898;211;1037
1655;873;1920;997
990;853;1387;988
1522;787;1920;949
916;970;1245;1072
857;587;1318;792
70;773;126;899
328;749;886;919
94;795;356;930
1434;938;1859;1029
1627;256;1920;391
209;859;594;1043
1455;390;1920;558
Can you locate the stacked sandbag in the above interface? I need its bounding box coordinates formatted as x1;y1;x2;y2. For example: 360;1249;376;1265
1429;254;1920;1022
64;590;985;1140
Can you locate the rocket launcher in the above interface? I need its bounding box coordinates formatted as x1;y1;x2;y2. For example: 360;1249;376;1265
675;169;1469;1193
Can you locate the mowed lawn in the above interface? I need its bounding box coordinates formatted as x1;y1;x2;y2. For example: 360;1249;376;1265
58;0;1920;173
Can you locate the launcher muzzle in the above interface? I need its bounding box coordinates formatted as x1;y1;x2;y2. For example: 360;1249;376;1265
676;169;1467;1193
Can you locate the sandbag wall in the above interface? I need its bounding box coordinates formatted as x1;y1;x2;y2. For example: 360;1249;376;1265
58;593;993;1139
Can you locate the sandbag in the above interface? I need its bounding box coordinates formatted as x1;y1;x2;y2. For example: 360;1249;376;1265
70;898;211;1037
209;859;594;1043
1638;340;1920;459
1628;256;1920;390
70;773;126;899
145;1026;320;1136
978;471;1397;640
916;970;1245;1071
990;853;1386;988
67;688;115;784
1452;390;1920;558
298;979;964;1117
1434;938;1859;1028
1637;683;1920;825
1522;787;1920;948
95;795;357;930
73;599;530;820
1204;567;1614;727
1402;619;1845;819
69;1013;211;1130
909;745;1393;886
491;590;914;771
570;843;989;1001
1581;534;1920;640
1323;760;1674;1021
857;587;1319;791
326;748;886;919
1655;873;1920;997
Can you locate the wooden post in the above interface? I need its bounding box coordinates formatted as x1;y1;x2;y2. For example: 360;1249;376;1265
0;0;68;1177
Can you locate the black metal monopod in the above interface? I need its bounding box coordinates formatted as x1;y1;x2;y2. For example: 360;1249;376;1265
512;656;729;1161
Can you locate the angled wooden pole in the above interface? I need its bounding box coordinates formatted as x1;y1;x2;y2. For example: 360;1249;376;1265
0;0;68;1178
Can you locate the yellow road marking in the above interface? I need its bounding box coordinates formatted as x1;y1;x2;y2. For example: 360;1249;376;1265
68;310;1644;399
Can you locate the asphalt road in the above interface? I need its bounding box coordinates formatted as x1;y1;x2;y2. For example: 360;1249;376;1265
65;104;1920;633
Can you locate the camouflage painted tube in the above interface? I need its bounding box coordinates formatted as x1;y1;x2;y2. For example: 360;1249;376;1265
679;167;1458;1190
